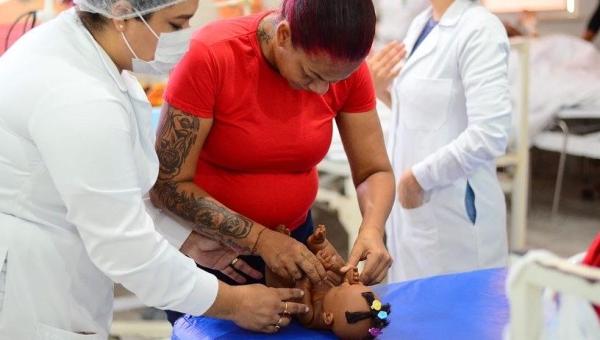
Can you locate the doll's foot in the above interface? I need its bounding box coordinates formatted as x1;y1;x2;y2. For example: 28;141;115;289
311;224;326;243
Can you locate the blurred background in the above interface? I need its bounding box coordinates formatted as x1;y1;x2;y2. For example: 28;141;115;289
1;1;598;339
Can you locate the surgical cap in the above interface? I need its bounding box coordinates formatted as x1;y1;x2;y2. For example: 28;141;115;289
73;0;185;19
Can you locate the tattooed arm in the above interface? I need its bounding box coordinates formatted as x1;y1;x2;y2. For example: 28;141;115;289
151;105;326;283
151;105;262;254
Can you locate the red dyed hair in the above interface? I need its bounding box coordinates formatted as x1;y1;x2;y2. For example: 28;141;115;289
281;0;376;62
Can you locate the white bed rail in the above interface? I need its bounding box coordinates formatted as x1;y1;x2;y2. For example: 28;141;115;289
498;38;531;251
507;251;600;340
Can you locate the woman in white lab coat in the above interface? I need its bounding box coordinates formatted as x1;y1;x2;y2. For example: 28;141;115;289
373;0;512;282
0;0;308;338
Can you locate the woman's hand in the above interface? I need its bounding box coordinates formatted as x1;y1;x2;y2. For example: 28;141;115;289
342;228;392;285
231;285;309;333
397;169;425;209
209;283;309;333
181;231;263;283
255;228;326;284
367;41;406;105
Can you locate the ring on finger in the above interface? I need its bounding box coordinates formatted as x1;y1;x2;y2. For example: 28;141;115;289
229;257;239;267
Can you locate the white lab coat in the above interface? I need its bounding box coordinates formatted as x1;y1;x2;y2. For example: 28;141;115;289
0;9;217;339
385;0;512;283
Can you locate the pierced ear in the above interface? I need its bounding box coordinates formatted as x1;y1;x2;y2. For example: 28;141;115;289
322;312;334;326
112;19;126;32
276;21;292;48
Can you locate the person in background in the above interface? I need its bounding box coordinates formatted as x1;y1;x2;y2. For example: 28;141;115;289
583;1;600;42
371;0;512;282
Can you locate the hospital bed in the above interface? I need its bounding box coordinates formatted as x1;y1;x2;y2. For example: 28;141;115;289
172;253;600;340
505;34;600;217
172;267;510;340
508;251;600;340
532;109;600;216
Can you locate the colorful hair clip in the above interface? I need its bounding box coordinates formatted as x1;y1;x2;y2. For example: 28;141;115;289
371;299;382;311
369;327;383;337
377;311;388;320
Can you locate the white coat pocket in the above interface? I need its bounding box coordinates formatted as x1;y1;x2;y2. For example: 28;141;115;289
36;323;105;340
0;247;7;316
400;204;442;276
399;78;452;131
401;204;438;245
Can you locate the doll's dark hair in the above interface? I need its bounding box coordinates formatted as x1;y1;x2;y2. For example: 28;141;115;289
345;292;391;339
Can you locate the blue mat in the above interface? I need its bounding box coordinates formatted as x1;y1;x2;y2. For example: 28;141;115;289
172;268;509;340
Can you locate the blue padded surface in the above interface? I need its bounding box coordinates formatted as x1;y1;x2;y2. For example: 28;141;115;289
172;268;509;340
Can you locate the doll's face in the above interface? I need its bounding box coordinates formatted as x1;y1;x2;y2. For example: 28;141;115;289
321;282;375;340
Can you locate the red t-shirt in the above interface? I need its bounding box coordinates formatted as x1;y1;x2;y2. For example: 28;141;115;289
165;12;375;230
583;233;600;318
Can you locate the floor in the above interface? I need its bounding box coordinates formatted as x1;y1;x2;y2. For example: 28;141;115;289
523;151;600;256
111;150;599;339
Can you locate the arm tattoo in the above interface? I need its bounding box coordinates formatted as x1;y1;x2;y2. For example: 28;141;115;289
155;107;254;250
154;182;253;250
156;108;200;181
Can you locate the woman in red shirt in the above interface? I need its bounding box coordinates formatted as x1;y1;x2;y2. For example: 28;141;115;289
152;0;395;325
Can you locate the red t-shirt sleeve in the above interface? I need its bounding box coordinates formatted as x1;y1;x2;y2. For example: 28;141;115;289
165;40;219;118
340;62;377;114
583;233;600;267
583;233;600;318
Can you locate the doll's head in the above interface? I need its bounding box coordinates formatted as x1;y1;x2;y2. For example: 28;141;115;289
321;282;391;339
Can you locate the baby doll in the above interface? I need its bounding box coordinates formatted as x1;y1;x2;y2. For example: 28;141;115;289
267;225;391;340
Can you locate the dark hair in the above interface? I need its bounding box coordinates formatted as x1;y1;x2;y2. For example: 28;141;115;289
77;10;153;33
345;292;391;340
280;0;376;62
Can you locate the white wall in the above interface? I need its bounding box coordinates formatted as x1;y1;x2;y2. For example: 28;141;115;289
191;0;281;26
190;0;600;49
499;0;600;48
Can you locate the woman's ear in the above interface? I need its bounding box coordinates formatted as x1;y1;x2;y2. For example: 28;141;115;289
275;21;292;49
112;18;126;32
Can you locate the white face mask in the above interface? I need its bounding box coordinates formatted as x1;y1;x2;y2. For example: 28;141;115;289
120;13;193;75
